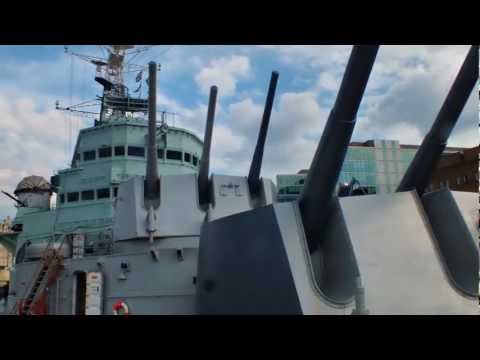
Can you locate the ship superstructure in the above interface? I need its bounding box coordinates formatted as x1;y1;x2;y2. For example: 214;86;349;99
0;45;478;315
1;46;207;314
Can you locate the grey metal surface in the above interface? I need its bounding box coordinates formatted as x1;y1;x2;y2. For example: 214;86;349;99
338;191;477;314
309;197;360;304
273;202;354;315
421;189;478;297
11;238;198;315
114;174;205;240
450;190;479;241
197;205;302;314
208;175;275;221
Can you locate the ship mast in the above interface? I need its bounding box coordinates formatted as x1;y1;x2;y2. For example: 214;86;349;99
59;45;161;123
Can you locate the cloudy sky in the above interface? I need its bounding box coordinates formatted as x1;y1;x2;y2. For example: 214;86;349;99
0;45;477;219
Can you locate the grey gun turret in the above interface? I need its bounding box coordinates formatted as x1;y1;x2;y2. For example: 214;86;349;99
196;45;479;315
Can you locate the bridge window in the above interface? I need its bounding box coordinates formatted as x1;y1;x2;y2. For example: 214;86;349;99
184;153;191;163
97;188;110;199
98;147;112;158
113;187;118;198
81;190;95;201
114;146;125;156
192;156;198;166
59;194;65;203
67;192;79;202
83;150;96;161
75;153;81;161
158;149;164;159
167;150;182;161
128;146;145;157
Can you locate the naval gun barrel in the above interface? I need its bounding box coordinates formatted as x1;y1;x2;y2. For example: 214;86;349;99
299;45;379;253
247;71;279;196
198;86;218;205
397;45;478;196
145;61;160;200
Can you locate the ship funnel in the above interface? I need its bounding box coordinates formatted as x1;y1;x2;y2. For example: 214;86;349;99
198;86;218;205
145;61;160;202
397;45;478;196
247;71;279;196
299;45;379;253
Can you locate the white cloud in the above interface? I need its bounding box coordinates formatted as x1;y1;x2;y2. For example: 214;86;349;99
258;45;351;70
362;45;476;143
0;93;75;219
210;125;247;173
315;72;341;93
194;55;251;96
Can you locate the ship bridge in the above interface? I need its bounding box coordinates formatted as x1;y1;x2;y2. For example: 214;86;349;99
48;116;203;233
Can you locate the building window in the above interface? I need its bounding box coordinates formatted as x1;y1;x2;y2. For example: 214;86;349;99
475;173;479;181
83;150;96;161
97;188;110;199
81;190;95;201
98;147;112;158
184;152;191;163
192;156;198;166
456;175;468;185
67;192;79;202
114;146;125;156
128;146;145;157
59;194;65;203
158;149;164;159
166;150;182;161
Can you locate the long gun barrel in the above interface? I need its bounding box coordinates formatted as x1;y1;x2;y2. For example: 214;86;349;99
247;71;279;195
396;45;478;195
145;61;160;201
198;86;218;205
299;45;379;253
1;190;26;207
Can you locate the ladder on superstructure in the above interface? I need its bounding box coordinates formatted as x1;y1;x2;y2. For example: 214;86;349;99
10;237;66;315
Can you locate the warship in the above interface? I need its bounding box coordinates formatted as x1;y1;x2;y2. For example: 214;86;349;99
0;45;478;315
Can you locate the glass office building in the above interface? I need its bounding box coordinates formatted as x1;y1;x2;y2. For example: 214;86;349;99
276;139;464;202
